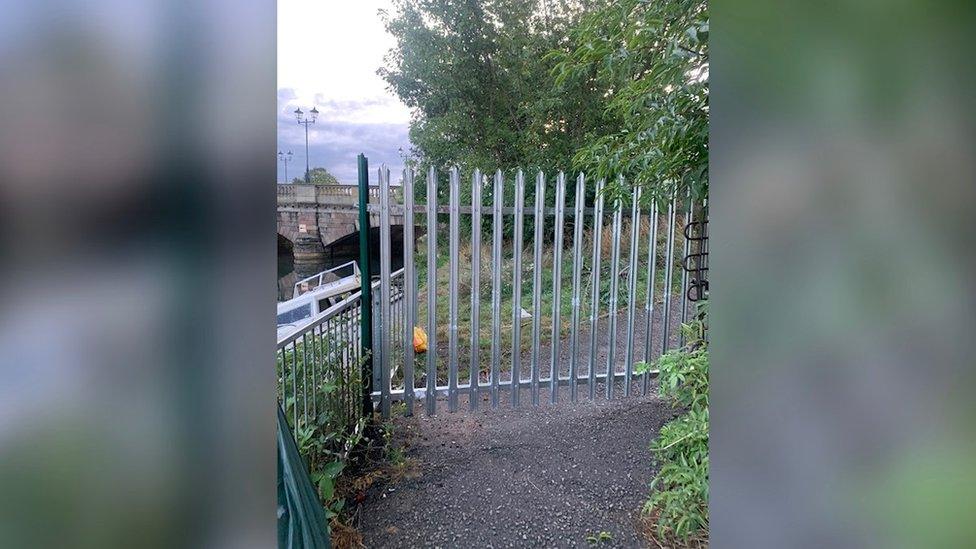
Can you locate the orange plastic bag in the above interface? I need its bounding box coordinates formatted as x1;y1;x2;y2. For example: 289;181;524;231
413;326;428;354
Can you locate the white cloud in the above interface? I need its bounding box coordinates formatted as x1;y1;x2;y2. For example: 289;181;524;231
277;0;411;182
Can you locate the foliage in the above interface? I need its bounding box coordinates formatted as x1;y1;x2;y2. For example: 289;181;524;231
278;334;367;526
551;0;708;205
382;413;408;466
637;303;709;540
299;418;366;520
416;218;679;387
293;167;340;185
382;0;707;209
380;0;612;175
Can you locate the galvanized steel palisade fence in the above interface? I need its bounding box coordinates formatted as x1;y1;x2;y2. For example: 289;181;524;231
370;163;708;418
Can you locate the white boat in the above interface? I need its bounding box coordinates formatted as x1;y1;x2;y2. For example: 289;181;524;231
277;261;361;340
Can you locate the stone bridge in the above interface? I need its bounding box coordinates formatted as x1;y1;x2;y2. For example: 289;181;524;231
277;183;404;278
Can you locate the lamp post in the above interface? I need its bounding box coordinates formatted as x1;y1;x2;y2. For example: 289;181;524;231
278;150;293;183
294;107;319;183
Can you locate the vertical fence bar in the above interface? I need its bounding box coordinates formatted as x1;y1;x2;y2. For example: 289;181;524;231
332;313;340;422
529;172;545;406
326;319;334;422
276;349;283;403
325;319;332;422
511;170;526;407
371;289;381;397
310;329;316;421
679;195;695;346
280;350;286;404
624;185;642;396
392;285;398;375
312;324;320;420
324;324;332;419
469;168;483;410
586;179;605;400
379;166;393;418
337;317;345;422
660;194;677;355
334;313;341;421
347;312;354;420
356;154;373;418
346;316;353;421
339;314;346;422
329;315;336;421
605;195;623;400
291;342;298;427
490;170;503;408
447;166;460;412
302;332;309;425
391;277;401;402
316;327;322;421
403;169;416;416
356;305;363;418
642;201;659;395
549;172;566;404
321;321;328;421
568;173;585;403
425;166;438;415
312;330;318;422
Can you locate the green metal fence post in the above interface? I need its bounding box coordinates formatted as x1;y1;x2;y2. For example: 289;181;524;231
357;153;374;418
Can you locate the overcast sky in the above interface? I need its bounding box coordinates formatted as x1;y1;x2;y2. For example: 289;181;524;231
278;0;410;184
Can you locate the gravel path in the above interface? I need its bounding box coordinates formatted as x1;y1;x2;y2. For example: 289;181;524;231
355;383;675;548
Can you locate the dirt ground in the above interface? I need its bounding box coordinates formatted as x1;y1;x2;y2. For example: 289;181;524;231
353;383;676;548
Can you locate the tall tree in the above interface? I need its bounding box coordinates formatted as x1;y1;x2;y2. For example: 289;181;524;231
552;0;709;203
293;167;340;185
382;0;708;206
380;0;609;174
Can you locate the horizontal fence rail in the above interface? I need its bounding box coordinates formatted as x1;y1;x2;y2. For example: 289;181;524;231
372;165;709;417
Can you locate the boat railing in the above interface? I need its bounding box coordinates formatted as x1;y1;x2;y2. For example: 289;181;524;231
292;260;361;298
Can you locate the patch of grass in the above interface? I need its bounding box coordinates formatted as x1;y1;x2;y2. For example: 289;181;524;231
381;413;408;467
408;215;687;387
585;531;613;545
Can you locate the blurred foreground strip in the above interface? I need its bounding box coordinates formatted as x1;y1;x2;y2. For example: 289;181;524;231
712;0;976;547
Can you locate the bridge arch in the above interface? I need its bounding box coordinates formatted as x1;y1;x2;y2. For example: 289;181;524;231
276;222;300;244
277;184;409;292
319;225;405;273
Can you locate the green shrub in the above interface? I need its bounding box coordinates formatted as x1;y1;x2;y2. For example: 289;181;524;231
639;303;709;540
279;342;368;523
298;418;365;520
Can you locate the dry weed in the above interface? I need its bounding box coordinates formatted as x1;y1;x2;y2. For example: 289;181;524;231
638;511;708;549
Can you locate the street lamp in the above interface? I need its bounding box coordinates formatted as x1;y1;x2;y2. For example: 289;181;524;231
278;150;293;183
294;106;319;184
